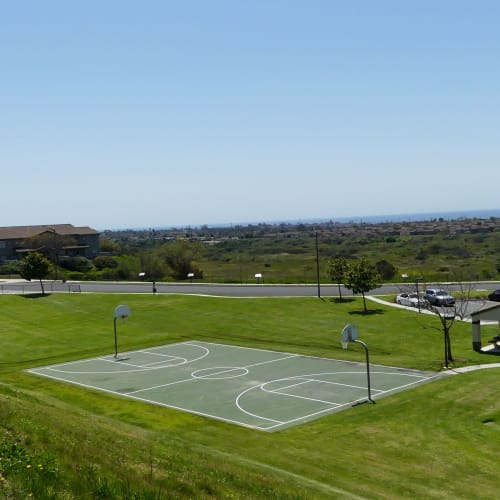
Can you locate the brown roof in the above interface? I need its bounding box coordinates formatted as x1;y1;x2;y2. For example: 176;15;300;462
0;224;99;240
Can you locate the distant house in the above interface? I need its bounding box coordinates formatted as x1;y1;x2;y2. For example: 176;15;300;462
0;224;100;262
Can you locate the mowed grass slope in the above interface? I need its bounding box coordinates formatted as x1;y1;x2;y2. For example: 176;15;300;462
1;292;500;498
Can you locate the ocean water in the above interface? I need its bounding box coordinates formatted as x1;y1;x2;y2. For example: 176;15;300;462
317;208;500;225
105;209;500;231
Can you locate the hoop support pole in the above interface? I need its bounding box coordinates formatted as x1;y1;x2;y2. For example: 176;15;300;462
114;317;118;358
352;339;375;404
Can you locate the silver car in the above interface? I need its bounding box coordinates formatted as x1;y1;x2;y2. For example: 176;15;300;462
396;293;424;307
423;289;456;306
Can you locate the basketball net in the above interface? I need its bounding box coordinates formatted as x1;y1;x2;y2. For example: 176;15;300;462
341;341;349;350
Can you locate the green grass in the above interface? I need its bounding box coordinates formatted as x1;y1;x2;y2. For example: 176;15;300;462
1;292;499;498
199;230;500;283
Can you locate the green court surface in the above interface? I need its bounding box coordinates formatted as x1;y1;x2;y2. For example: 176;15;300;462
28;341;442;431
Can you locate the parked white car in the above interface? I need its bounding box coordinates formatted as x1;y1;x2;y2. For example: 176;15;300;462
396;292;424;307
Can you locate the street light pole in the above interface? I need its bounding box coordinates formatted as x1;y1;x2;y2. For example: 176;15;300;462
315;231;321;299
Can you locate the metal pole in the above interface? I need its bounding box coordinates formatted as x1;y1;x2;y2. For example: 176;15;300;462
114;317;118;358
416;279;421;313
315;231;321;299
353;340;375;404
444;322;449;369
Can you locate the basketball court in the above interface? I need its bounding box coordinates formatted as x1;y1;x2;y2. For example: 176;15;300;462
28;341;442;431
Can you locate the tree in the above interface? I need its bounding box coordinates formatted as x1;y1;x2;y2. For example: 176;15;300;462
326;256;348;302
22;230;76;276
159;239;204;280
452;279;487;320
375;259;397;280
99;238;121;254
138;251;167;281
19;252;51;295
345;258;381;312
423;301;457;368
423;276;482;367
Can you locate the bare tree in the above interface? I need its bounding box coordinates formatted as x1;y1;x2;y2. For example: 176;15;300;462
452;280;487;320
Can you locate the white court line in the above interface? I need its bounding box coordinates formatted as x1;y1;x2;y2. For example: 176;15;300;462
140;357;186;367
141;350;184;358
264;399;369;431
100;357;187;369
192;367;249;379
39;342;211;375
234;370;431;427
125;376;197;395
29;341;442;431
264;380;343;407
266;378;383;398
243;354;299;369
27;368;268;431
235;385;287;424
279;376;376;392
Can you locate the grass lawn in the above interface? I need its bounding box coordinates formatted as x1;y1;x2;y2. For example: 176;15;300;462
0;292;499;498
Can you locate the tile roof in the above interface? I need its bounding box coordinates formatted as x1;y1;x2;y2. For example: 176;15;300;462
0;224;99;240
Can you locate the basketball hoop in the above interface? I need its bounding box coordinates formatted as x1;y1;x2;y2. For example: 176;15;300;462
341;324;358;350
340;324;375;404
113;305;131;359
114;304;130;320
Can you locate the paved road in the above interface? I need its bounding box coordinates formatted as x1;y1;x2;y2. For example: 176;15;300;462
0;280;351;297
1;278;498;300
1;279;498;318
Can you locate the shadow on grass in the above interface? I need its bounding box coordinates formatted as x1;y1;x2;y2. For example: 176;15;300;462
348;308;385;316
328;297;356;304
22;293;51;299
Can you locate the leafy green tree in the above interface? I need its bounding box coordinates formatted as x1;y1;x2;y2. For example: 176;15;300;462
93;256;119;270
115;255;140;280
345;258;381;312
22;231;76;274
375;259;397;280
59;256;93;273
326;256;348;301
138;251;167;281
159;239;204;280
99;238;121;254
19;252;51;295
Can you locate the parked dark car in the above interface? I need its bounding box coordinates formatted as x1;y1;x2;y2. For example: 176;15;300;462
488;290;500;302
423;288;456;306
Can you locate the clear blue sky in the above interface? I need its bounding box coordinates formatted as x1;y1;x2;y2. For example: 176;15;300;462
2;1;499;229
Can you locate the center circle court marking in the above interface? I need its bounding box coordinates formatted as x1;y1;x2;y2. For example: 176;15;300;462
192;366;248;380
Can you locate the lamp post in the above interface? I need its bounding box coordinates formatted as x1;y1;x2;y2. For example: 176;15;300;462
315;231;321;299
